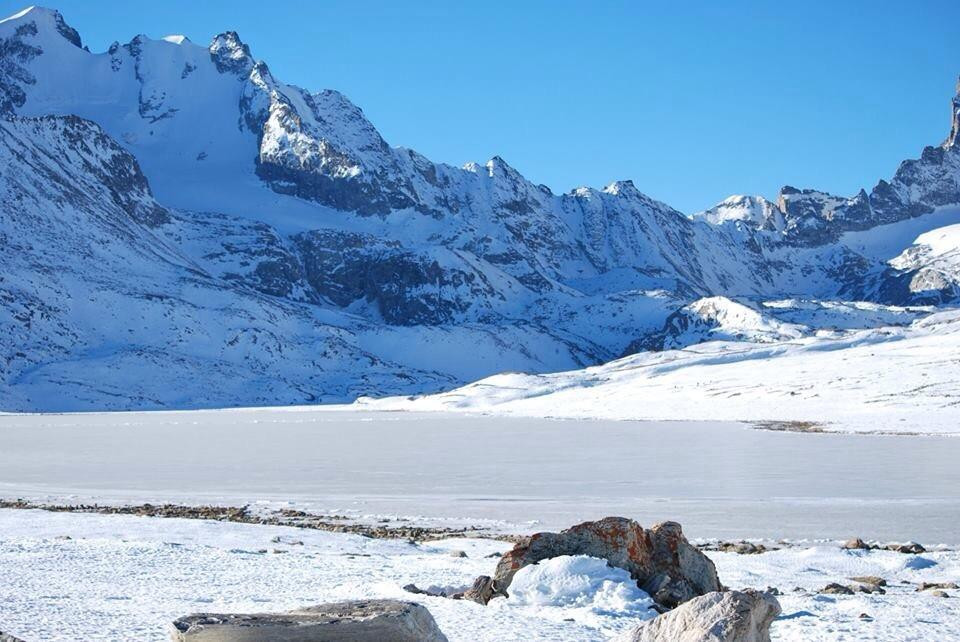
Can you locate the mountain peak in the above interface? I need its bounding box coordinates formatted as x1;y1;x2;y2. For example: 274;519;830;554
694;194;784;229
602;180;640;197
485;155;523;179
209;30;253;75
0;5;82;48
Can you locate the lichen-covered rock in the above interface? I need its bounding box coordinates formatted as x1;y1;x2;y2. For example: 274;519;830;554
616;589;781;642
169;599;447;641
474;517;719;609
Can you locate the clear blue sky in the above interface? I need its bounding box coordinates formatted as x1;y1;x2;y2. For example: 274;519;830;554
5;1;960;213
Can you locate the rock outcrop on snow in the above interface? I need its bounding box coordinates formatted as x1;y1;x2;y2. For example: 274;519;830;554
615;589;781;642
169;599;448;642
628;297;807;352
468;517;719;609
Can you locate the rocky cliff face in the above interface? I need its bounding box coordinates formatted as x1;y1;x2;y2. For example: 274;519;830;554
1;6;959;410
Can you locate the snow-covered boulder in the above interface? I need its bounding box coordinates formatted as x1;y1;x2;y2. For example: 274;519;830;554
616;589;781;642
501;554;660;626
472;517;720;609
169;599;448;641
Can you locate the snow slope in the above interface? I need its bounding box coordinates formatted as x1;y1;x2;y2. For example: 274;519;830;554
360;310;960;434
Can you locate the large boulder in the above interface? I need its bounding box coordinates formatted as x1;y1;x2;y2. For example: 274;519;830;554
169;599;447;642
616;589;781;642
471;517;719;608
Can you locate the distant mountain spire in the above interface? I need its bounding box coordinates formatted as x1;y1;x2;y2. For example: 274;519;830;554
946;76;960;148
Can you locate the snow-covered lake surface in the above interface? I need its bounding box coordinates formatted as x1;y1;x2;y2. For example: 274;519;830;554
2;409;959;543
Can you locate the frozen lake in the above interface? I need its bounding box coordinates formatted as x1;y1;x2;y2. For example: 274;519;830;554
1;409;958;543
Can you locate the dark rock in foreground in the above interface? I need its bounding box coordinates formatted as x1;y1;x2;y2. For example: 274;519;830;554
462;575;496;604
468;516;720;608
616;589;781;642
819;583;856;595
918;581;959;592
0;632;26;642
169;599;447;641
888;541;926;554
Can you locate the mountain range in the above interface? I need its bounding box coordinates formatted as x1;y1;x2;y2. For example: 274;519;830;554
2;6;959;411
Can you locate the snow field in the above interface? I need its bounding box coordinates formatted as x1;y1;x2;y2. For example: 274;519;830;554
0;509;958;641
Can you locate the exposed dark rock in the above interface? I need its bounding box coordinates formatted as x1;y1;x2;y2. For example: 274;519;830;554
293;230;507;325
401;583;451;598
701;541;768;555
0;498;507;542
208;31;253;76
0;22;42;115
888;542;925;554
49;9;83;48
752;421;826;434
917;581;958;592
819;583;855;595
461;575;496;605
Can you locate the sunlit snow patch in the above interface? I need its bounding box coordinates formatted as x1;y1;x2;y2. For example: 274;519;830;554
493;555;658;632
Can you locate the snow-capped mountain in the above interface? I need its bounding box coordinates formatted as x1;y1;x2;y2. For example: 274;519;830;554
1;6;959;411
